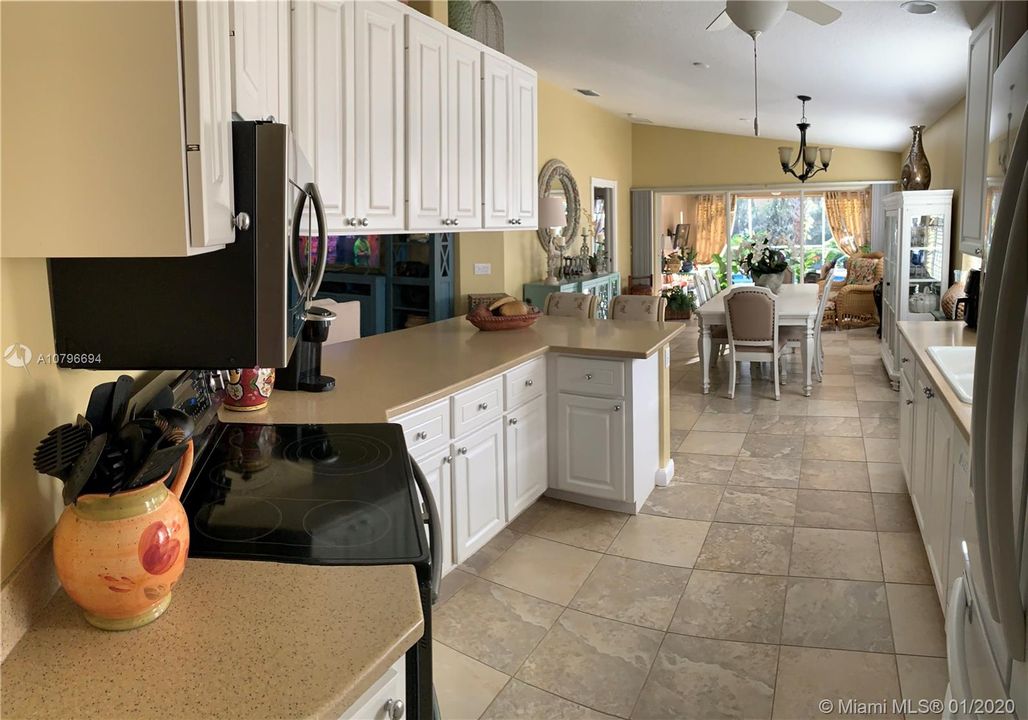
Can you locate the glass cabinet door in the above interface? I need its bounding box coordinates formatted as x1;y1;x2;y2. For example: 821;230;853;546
907;212;945;317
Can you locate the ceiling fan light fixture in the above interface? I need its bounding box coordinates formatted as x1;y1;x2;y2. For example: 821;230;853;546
900;0;937;14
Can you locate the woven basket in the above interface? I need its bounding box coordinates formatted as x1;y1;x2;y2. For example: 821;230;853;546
466;309;541;331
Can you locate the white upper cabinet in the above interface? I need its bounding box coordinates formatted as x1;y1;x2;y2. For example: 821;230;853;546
447;36;483;228
482;54;515;229
511;67;538;226
1;0;237;256
230;0;290;124
353;1;405;230
959;7;996;257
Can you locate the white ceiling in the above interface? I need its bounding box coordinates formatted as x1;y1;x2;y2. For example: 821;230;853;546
497;0;978;151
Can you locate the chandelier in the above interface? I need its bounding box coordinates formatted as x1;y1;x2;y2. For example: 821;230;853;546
778;95;833;182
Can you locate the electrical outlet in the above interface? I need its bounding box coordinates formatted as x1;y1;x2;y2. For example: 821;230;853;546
474;263;492;275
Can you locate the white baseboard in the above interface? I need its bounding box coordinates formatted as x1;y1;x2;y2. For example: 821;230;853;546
654;457;675;487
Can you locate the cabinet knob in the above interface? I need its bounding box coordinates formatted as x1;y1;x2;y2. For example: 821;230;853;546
613;404;622;412
458;447;468;455
975;247;982;256
585;373;593;380
232;212;251;231
478;402;489;411
442;218;452;226
905;399;914;405
525;379;534;387
443;456;453;463
360;217;370;227
515;218;522;225
923;386;935;399
508;219;516;225
385;699;405;719
415;431;427;441
452;218;459;226
901;357;909;364
509;417;518;426
345;217;358;227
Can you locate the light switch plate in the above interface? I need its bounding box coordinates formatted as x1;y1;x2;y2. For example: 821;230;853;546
474;263;492;275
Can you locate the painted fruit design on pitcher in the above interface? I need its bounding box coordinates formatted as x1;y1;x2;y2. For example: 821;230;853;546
138;520;182;576
223;367;275;411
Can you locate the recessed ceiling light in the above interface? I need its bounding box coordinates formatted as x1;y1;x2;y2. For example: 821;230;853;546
901;1;937;15
692;62;709;69
575;88;600;97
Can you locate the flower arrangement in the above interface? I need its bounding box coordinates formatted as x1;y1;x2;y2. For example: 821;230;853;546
739;237;789;278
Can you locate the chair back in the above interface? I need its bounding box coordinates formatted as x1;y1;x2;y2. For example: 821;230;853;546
702;269;718;297
694;280;708;305
783;266;794;284
610;294;667;321
815;281;833;327
467;293;509;312
725;286;778;348
544;292;597;319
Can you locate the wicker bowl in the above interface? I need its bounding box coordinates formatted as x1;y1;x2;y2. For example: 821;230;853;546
466;308;542;331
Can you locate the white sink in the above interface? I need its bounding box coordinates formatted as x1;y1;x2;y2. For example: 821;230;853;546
927;346;975;404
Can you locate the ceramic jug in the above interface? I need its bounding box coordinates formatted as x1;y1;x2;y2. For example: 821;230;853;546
53;441;193;631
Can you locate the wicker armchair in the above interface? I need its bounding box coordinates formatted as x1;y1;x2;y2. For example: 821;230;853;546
818;252;884;329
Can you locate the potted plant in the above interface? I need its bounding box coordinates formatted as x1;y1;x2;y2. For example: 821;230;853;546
740;237;790;292
661;286;696;320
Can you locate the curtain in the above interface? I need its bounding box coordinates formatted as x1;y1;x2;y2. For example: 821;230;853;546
693;194;726;264
824;190;871;256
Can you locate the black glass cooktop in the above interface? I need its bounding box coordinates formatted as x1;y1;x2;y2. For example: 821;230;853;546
182;423;427;566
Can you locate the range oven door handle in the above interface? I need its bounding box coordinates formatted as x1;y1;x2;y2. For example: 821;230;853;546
408;456;441;604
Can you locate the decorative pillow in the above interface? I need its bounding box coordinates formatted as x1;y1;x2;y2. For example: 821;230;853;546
846;258;879;285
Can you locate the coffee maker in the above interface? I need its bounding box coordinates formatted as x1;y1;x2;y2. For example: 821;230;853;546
276;306;337;392
962;269;981;329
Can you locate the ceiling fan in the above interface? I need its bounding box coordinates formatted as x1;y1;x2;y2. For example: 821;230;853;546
705;1;842;137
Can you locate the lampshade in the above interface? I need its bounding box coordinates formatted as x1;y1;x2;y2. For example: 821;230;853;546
803;145;818;166
778;146;793;166
539;196;566;228
819;147;833;166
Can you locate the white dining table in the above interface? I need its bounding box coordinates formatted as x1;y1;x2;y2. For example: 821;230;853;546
695;284;820;396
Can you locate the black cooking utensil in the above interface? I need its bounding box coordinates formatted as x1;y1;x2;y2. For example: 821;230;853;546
118;442;190;493
154;408;194;446
108;375;134;430
33;422;90;479
137;386;174;420
62;434;107;505
84;381;115;433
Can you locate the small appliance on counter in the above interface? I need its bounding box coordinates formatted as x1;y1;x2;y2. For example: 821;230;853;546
276;306;336;392
961;268;981;329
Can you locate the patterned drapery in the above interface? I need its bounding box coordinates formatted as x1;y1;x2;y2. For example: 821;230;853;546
824;191;871;257
694;194;727;264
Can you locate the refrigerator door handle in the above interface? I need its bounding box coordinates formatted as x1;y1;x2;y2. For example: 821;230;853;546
946;575;974;711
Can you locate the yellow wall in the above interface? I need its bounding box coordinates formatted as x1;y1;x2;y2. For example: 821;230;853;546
0;260;145;581
632;124;903;188
916;98;970;273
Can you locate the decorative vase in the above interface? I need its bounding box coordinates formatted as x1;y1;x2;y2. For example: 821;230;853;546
223;367;275;411
448;0;473;35
752;271;785;293
53;442;193;631
901;125;931;190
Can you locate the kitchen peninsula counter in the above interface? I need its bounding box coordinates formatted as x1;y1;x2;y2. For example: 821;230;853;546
897;321;976;440
223;315;687;425
0;560;422;720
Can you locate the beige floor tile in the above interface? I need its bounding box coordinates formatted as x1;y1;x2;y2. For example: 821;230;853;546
820;373;855;387
481;679;616;720
437;568;475;606
632;634;778;720
460;528;520;575
808;385;857;401
739;433;804;459
807;400;859;417
672;453;736;484
864;437;901;463
803;416;862;437
896;655;949;719
570;555;690;631
608;514;710;568
482;535;601;605
790;527;883;581
705;396;759;414
508;497;558;534
878;532;933;584
860;417;900;439
781;578;894;652
670;569;787;644
695;522;793;575
434;578;562;674
873;492;919;531
715;486;797;526
857;384;900;402
669;430;688;451
670;395;708;413
679;430;747;455
433;641;509;720
794;489;876;530
868;462;907;493
529;501;629;552
753;396;810;416
693;412;755;433
642;482;724;521
670;409;701;431
772;646;902;719
887;583;946;657
799;459;870;491
729;458;802;488
858;400;900;418
748;415;807;435
517;609;663;718
803;436;866;461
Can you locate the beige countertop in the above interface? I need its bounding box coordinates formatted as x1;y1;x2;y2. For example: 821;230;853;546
0;560;423;720
224;315;686;425
897;321;976;440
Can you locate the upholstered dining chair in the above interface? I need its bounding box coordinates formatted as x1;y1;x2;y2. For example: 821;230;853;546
610;294;668;321
544;291;598;319
724;286;786;400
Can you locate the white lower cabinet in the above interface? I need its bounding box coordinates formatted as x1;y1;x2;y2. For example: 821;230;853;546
898;374;915;483
555;392;626;502
452;419;505;563
504;394;548;519
411;443;454;577
338;656;405;720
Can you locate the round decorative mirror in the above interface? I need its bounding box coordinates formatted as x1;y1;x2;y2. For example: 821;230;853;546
537;159;581;253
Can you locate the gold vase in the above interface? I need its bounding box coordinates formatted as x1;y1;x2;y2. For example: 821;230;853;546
901;125;931;190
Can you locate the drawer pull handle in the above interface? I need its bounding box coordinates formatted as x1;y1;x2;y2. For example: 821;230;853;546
901;357;909;364
385;699;405;719
509;418;518;426
415;431;428;441
585;373;593;380
478;402;489;411
905;399;913;405
525;379;534;387
613;404;622;412
458;447;468;455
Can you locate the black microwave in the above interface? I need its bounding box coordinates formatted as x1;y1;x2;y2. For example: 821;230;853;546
48;121;327;370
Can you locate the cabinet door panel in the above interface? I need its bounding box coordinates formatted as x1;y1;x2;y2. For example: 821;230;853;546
412;445;454;576
482;54;513;229
230;0;269;121
406;16;448;231
926;393;954;604
556;393;625;502
447;36;482;228
505;395;548;519
899;375;914;484
453;421;505;562
511;67;537;226
960;10;995;254
354;1;404;230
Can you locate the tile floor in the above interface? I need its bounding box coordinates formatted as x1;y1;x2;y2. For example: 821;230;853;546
432;324;948;720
